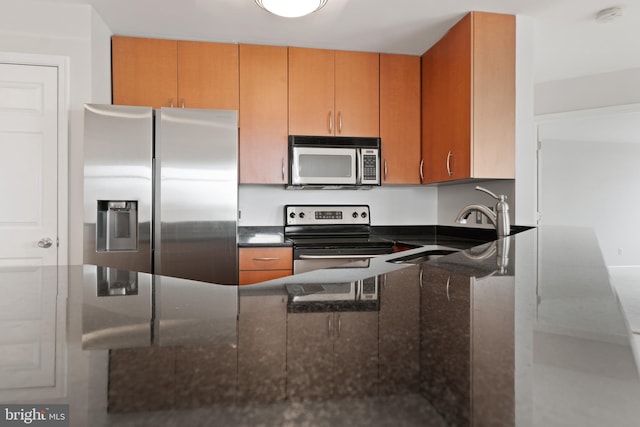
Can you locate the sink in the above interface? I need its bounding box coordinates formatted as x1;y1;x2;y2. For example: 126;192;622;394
387;246;460;264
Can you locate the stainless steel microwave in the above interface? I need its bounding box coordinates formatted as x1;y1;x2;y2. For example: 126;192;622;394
288;135;381;189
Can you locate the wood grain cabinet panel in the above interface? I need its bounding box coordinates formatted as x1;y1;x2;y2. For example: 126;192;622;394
288;47;335;136
288;47;379;137
239;247;292;285
334;50;380;137
380;54;421;184
112;36;178;108
421;12;515;184
177;40;239;110
112;36;239;110
239;44;288;184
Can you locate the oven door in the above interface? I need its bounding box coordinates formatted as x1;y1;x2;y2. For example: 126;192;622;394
293;246;392;274
291;146;357;186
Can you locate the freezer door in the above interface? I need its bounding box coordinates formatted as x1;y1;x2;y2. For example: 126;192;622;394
83;104;153;273
155;108;238;285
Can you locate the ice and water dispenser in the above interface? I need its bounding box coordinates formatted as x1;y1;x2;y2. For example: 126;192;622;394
96;201;138;252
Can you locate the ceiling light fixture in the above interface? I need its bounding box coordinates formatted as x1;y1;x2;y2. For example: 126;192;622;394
255;0;328;18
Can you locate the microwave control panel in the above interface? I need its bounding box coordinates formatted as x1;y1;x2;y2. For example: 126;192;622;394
285;205;370;226
360;149;380;185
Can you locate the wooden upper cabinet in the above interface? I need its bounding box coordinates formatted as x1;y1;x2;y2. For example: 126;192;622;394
421;12;515;184
380;54;421;184
112;36;178;108
288;47;335;136
334;50;380;137
178;41;239;110
112;36;239;110
239;44;288;184
288;47;379;137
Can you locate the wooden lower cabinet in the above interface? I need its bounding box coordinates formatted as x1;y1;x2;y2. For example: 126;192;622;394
239;247;292;285
286;311;378;401
237;293;288;404
378;266;421;395
108;344;237;412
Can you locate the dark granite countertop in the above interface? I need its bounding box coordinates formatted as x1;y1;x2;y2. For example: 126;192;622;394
237;224;533;248
2;225;639;426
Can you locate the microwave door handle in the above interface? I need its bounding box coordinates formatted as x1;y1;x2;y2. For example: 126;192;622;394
356;150;362;184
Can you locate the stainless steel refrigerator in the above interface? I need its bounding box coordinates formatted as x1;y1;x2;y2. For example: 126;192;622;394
83;104;238;285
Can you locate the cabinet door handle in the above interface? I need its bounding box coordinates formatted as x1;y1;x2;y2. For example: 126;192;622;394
384;160;388;181
419;267;424;290
327;314;332;337
252;257;280;261
419;159;424;182
328;111;333;134
180;99;185;108
169;98;174;108
338;111;343;134
446;151;453;177
337;314;341;338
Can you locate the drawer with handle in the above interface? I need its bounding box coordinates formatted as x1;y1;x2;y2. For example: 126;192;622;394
239;247;292;285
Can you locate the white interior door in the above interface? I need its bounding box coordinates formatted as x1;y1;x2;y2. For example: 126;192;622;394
0;63;58;267
0;63;60;396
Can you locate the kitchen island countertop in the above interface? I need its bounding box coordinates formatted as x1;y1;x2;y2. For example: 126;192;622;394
1;225;639;426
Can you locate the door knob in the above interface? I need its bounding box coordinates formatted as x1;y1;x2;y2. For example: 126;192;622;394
38;238;53;249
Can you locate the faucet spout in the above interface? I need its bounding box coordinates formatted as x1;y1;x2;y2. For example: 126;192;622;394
454;186;510;237
455;204;497;226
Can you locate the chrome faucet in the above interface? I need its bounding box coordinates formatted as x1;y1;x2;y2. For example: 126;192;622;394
455;186;510;237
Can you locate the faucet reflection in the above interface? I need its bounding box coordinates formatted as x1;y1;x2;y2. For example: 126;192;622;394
455;186;510;237
462;237;511;276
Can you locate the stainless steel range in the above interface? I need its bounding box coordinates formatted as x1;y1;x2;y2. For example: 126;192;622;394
284;204;394;274
284;204;391;311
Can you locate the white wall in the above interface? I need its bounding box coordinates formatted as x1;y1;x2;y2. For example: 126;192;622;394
536;67;640;116
239;185;438;226
437;180;515;229
0;0;112;264
534;67;640;266
537;110;640;267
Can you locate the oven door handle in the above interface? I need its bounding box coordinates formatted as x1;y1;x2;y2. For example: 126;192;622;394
298;254;379;260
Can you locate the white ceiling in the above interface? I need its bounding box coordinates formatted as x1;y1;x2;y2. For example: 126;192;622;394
41;0;640;83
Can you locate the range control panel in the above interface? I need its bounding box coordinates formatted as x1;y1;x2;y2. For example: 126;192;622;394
285;205;370;226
